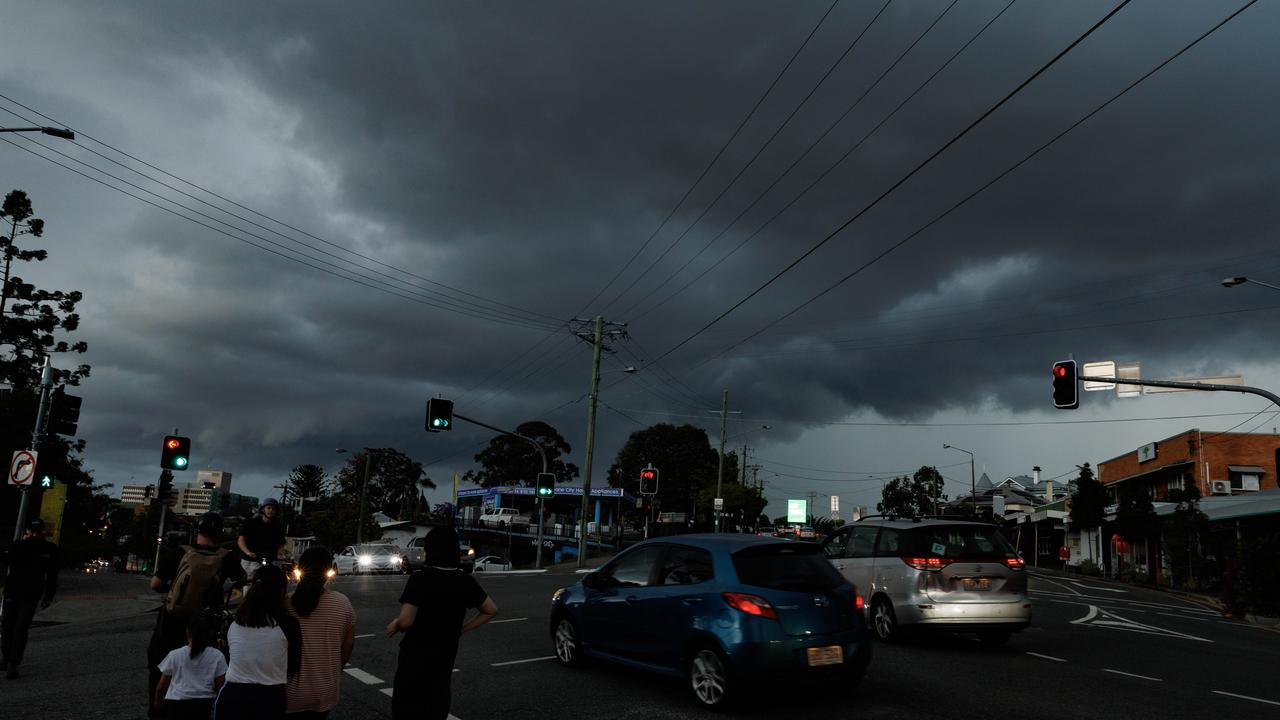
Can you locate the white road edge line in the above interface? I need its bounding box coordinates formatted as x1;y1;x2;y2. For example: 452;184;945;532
1103;668;1162;681
489;617;530;624
1025;652;1068;663
1212;691;1280;706
491;655;557;667
343;667;384;685
354;633;376;639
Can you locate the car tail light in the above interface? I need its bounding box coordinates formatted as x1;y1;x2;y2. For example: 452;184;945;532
854;594;865;611
723;592;777;620
1004;556;1025;570
903;557;953;571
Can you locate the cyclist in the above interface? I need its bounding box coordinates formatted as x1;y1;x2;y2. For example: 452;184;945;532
238;498;286;580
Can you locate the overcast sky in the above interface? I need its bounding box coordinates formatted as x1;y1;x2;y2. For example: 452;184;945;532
3;0;1278;517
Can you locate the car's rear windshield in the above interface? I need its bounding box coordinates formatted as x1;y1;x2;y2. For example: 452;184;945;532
902;525;1014;559
732;543;844;592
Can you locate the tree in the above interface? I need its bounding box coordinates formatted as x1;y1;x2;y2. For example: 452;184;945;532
288;464;330;499
608;423;739;529
462;421;578;488
334;448;436;521
876;466;946;517
1164;484;1209;588
1069;463;1107;529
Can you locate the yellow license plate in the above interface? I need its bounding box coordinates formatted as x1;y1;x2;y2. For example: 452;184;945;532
806;646;844;667
961;578;991;590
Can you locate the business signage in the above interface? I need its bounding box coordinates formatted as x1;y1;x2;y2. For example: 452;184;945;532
787;499;806;524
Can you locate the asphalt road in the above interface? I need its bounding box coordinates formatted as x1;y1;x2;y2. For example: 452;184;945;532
5;569;1279;719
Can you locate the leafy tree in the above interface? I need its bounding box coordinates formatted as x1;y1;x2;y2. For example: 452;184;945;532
304;495;382;550
463;421;578;488
1164;484;1209;588
334;448;436;521
608;423;739;528
288;463;330;499
1069;463;1107;529
876;467;946;517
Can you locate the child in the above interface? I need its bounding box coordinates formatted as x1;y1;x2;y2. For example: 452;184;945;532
154;616;227;720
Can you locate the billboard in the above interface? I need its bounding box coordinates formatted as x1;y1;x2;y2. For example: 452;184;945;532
787;498;806;524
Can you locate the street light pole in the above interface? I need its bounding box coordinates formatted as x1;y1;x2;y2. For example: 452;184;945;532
943;444;977;517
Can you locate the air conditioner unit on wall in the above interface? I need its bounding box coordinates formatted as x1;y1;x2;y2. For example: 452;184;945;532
1209;480;1231;496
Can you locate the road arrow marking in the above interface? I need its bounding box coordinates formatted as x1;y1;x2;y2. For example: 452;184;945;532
1070;603;1211;642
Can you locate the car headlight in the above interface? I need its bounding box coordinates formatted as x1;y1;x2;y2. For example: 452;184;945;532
393;555;402;564
292;568;303;582
467;548;476;557
325;568;337;579
552;588;566;603
358;554;373;566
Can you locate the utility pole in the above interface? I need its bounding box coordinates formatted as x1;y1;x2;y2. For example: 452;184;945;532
357;450;376;545
577;315;604;567
12;356;53;541
715;390;728;533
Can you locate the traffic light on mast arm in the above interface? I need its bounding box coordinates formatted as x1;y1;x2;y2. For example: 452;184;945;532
639;467;658;495
536;472;555;498
161;435;191;470
426;398;454;432
1052;360;1079;409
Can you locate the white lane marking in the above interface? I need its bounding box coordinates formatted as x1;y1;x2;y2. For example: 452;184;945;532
1030;590;1218;615
1067;581;1127;593
1067;603;1212;643
491;655;557;667
381;688;394;697
489;617;529;624
1025;652;1068;663
343;667;384;685
1029;574;1083;596
1103;668;1162;681
1070;605;1099;625
1212;691;1280;707
354;633;376;639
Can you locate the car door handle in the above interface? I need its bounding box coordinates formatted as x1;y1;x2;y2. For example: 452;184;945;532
681;596;703;605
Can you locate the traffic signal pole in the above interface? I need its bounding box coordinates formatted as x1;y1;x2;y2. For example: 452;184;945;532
453;413;549;567
12;356;53;542
1078;375;1280;406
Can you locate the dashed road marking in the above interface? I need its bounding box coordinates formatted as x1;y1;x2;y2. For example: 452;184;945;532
1103;668;1162;681
489;617;529;624
1212;691;1280;707
491;655;557;667
1069;603;1212;643
354;633;376;639
344;667;384;685
1025;652;1068;663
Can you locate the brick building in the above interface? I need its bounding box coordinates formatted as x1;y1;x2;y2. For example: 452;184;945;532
1099;429;1280;500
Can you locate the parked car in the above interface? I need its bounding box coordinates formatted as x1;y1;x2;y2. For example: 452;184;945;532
335;544;407;575
755;526;776;537
796;526;817;540
404;530;476;572
550;535;872;709
478;507;527;528
473;555;511;572
820;518;1030;646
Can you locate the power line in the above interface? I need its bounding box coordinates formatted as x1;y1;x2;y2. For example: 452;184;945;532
575;0;844;314
709;0;1257;360
651;1;1135;365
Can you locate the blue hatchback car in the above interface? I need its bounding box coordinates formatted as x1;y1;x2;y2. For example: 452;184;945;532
550;534;872;709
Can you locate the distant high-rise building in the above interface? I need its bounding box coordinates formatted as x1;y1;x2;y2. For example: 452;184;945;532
197;470;233;494
120;484;153;506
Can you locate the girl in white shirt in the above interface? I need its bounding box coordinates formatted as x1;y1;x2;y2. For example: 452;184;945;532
216;564;301;720
155;616;226;720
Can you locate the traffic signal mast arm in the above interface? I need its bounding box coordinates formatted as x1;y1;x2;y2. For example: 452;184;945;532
451;413;548;474
1078;375;1280;406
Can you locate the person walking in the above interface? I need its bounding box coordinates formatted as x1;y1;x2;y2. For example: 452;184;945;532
0;518;59;680
216;564;301;720
149;512;244;718
238;498;286;580
286;547;356;720
154;616;226;720
386;526;497;720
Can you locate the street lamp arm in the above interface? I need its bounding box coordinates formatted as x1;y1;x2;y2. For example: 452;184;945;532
0;127;75;140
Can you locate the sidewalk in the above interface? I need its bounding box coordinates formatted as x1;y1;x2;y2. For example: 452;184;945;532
38;570;158;625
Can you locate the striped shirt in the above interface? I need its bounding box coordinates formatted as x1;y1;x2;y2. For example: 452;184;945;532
285;589;357;713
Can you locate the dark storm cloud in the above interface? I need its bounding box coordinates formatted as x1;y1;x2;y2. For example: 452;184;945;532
2;0;1277;502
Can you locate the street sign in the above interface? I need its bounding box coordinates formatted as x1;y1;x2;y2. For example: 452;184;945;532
830;495;839;513
9;450;37;486
787;499;806;524
1116;361;1142;398
1082;361;1116;391
713;497;724;510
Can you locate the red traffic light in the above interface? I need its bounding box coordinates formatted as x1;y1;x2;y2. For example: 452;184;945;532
166;438;181;449
641;470;655;479
1053;365;1066;377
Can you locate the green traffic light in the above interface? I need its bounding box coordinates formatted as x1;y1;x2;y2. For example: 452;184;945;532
175;457;188;468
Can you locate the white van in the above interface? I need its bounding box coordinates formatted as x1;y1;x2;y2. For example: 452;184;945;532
479;508;526;527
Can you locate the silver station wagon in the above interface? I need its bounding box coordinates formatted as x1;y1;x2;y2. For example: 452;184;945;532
820;517;1031;647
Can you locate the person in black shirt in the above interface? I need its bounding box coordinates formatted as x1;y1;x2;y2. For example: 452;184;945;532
386;526;497;720
1;518;59;679
148;512;244;719
238;497;286;578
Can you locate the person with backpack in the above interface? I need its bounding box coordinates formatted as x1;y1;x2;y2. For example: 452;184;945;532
216;564;302;720
0;518;59;680
154;615;226;720
286;547;356;720
148;512;244;720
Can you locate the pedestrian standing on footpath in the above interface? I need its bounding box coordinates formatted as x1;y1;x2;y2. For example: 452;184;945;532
386;526;497;720
286;547;356;720
0;518;59;680
148;512;244;719
153;616;226;720
216;564;301;720
238;498;286;580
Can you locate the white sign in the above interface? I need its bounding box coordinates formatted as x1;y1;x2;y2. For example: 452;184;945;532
830;495;839;513
787;499;806;524
993;495;1006;517
1138;442;1157;463
9;450;37;486
713;497;724;511
1142;375;1244;394
1116;362;1142;398
1082;361;1116;391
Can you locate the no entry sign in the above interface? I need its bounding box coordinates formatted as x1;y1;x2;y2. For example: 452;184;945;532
9;450;38;486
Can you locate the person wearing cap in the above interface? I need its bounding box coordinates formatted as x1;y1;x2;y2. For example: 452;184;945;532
238;497;286;580
148;513;244;719
0;518;59;680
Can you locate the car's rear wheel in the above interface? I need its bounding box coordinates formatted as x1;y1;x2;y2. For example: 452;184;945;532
688;645;734;710
553;617;583;667
979;630;1011;648
871;597;900;642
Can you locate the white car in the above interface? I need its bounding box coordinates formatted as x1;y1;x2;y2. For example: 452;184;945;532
335;544;406;575
478;508;527;528
473;555;512;572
